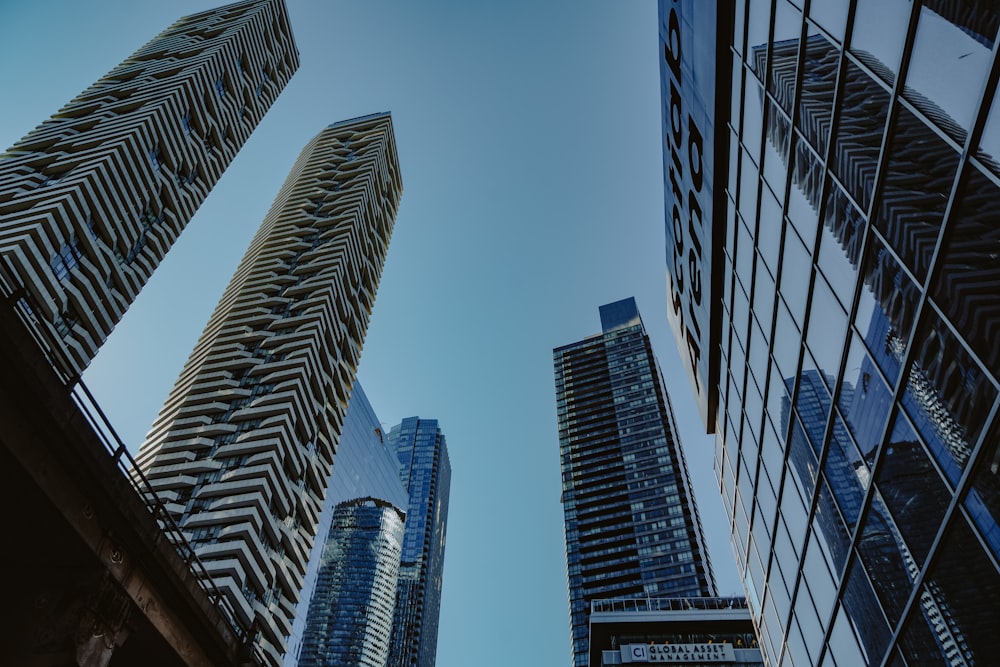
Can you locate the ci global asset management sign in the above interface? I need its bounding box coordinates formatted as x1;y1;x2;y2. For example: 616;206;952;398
659;0;731;431
621;643;736;663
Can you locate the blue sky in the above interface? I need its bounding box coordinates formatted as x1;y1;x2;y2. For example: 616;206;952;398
0;1;742;664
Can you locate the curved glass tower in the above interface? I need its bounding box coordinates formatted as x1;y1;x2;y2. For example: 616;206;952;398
297;497;405;667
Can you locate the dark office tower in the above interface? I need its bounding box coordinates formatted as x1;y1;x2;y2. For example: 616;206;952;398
661;1;1000;665
0;0;297;378
297;498;405;667
289;382;409;666
385;417;452;667
554;297;716;667
136;113;402;666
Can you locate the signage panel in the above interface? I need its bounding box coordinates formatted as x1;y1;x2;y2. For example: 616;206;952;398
621;643;736;663
659;0;731;431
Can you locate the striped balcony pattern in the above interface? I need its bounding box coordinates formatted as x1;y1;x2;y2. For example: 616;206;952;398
0;0;298;378
135;113;403;665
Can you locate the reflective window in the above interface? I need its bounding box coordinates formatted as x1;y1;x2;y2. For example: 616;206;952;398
820;179;865;285
772;298;800;380
905;5;993;145
747;0;773;76
792;582;824;665
768;368;793;437
754;255;777;335
804;527;838;623
740;149;761;223
933;164;1000;378
876;103;959;283
797;30;838;154
780;223;812;322
855;489;916;631
857;235;919;379
733;0;747;56
832;61;890;211
789;135;822;247
808;0;847;44
967;417;1000;560
823;415;866;532
876;412;950;566
804;276;847;375
763;102;792;204
838;330;892;456
827;603;867;666
850;0;912;84
769;0;803;114
915;515;1000;663
979;82;1000;173
907;305;997;483
758;187;783;271
744;73;766;160
841;554;892;662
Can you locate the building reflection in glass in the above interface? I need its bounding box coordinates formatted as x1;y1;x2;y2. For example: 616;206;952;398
704;1;1000;664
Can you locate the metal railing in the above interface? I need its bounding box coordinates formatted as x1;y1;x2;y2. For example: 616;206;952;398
591;596;750;615
0;261;256;657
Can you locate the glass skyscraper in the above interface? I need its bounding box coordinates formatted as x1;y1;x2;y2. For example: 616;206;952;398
297;497;405;667
660;1;1000;664
290;382;409;667
385;417;452;667
554;297;716;667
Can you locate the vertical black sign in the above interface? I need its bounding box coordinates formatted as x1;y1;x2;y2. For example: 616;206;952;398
659;0;729;430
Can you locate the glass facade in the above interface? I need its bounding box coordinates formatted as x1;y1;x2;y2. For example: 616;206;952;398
662;1;1000;664
297;498;405;667
385;417;452;667
554;298;717;667
288;382;409;666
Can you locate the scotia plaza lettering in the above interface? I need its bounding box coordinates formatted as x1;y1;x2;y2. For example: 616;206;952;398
660;0;727;426
622;642;736;663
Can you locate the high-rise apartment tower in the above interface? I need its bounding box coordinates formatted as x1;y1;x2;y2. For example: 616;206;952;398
554;297;716;667
660;0;1000;664
136;113;402;665
0;0;298;378
385;417;452;667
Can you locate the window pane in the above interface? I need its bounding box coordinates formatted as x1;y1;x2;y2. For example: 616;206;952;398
831;61;890;211
933;164;1000;377
914;515;1000;664
904;5;993;145
876;104;958;283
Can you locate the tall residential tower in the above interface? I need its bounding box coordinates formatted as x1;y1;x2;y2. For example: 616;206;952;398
554;298;716;667
136;113;403;665
0;0;298;378
661;1;1000;664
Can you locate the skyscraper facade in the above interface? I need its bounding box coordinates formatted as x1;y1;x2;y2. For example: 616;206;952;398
297;497;405;667
136;113;403;665
0;0;297;378
385;417;452;667
661;1;1000;664
554;297;717;667
288;382;409;666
